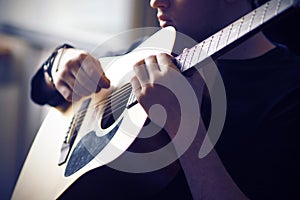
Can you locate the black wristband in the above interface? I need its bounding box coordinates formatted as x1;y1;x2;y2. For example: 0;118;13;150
43;43;74;85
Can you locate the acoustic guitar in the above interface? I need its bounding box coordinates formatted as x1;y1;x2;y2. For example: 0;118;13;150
12;0;299;199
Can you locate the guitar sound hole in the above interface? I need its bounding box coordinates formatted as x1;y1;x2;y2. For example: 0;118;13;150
100;103;124;129
100;85;131;129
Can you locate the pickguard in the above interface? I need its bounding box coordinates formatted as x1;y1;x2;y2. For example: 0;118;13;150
65;119;123;177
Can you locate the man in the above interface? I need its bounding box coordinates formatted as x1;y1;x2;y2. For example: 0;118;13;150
31;0;300;199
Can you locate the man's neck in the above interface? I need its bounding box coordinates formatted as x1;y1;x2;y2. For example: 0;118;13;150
219;32;275;60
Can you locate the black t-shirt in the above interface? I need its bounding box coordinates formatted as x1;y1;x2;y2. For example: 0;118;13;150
212;45;300;199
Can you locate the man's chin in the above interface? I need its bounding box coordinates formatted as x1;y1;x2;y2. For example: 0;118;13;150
160;21;174;28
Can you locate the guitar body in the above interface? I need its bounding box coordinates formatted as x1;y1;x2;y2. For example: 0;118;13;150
12;27;177;200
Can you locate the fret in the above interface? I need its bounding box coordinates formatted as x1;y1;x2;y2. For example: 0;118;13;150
205;36;213;57
217;26;231;50
198;40;211;63
238;18;252;37
175;0;297;73
236;17;244;40
226;24;234;45
251;0;291;32
226;22;242;45
179;51;189;71
196;42;204;64
207;33;220;57
184;47;196;69
181;49;190;70
261;1;270;24
265;0;280;21
278;0;295;13
190;45;201;67
252;6;266;28
215;29;223;54
194;41;206;65
181;48;198;71
238;10;255;36
175;53;183;70
275;0;282;14
247;9;256;32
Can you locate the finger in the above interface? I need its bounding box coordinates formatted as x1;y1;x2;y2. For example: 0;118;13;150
79;55;110;88
52;58;79;87
55;71;84;102
130;76;142;99
133;59;149;86
94;60;110;88
72;78;92;97
73;63;102;93
57;58;98;94
59;73;91;97
70;55;110;92
144;55;160;81
156;53;178;72
56;83;82;102
55;64;92;97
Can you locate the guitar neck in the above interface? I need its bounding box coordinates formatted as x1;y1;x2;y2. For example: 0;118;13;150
175;0;300;72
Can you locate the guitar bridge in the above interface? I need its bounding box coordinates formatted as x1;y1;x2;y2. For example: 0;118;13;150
58;98;91;166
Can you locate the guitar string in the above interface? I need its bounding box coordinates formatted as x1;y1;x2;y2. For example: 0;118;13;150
75;94;130;123
71;0;291;125
73;96;129;127
73;83;133;119
75;96;125;129
75;91;132;123
69;84;130;124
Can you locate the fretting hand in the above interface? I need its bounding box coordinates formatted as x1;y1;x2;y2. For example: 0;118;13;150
131;53;181;132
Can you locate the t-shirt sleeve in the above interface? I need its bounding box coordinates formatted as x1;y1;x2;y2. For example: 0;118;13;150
30;66;66;107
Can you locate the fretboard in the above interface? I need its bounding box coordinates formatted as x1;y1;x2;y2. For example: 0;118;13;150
175;0;299;72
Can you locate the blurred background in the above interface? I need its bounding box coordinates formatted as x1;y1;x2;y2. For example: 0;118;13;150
0;0;299;199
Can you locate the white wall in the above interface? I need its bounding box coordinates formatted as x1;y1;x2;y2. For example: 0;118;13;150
0;0;131;34
0;0;157;46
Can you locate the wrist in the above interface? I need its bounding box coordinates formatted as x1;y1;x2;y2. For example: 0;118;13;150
43;43;74;87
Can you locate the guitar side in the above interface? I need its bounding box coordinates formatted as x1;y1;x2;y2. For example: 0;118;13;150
12;105;82;199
